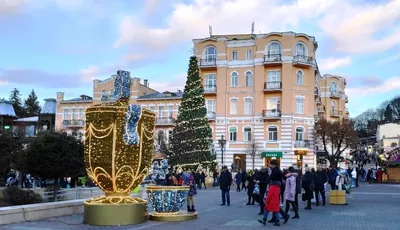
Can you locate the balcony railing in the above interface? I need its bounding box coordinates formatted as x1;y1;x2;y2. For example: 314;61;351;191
345;95;348;103
293;55;313;66
294;140;311;148
262;109;281;118
207;111;216;120
331;110;342;117
199;58;216;67
330;91;341;98
156;117;175;125
62;120;85;127
264;54;282;63
203;85;217;93
264;81;282;90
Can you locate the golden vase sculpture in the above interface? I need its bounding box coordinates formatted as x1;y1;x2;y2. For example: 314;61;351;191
83;70;156;226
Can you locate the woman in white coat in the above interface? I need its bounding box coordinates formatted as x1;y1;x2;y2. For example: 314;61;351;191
336;171;345;190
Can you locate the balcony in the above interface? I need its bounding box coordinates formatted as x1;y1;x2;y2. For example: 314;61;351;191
199;58;217;69
293;55;314;67
331;110;342;117
317;105;325;113
156;117;175;125
203;85;217;95
264;81;282;92
294;140;311;148
262;109;281;119
345;95;349;103
346;108;349;114
62;120;85;128
263;54;282;66
207;111;216;120
330;91;341;99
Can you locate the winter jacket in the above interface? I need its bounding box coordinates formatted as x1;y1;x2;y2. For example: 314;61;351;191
328;168;338;183
270;167;283;183
235;172;242;184
256;168;270;186
314;170;328;190
351;169;357;179
247;175;255;196
265;184;280;212
187;181;197;196
220;171;232;189
295;170;302;194
302;171;314;190
284;173;297;201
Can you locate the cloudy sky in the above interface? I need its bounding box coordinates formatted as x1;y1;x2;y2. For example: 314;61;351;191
0;0;399;117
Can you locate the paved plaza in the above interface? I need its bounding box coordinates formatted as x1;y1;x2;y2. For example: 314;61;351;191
2;183;400;230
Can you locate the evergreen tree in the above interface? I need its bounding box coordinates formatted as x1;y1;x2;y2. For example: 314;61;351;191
9;88;24;117
170;56;214;166
384;104;393;122
24;89;41;115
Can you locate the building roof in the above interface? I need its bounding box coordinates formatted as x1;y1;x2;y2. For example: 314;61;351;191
137;91;183;100
41;98;56;114
61;94;93;103
15;116;38;122
0;100;16;117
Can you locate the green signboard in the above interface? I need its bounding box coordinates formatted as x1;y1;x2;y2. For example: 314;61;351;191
261;152;283;158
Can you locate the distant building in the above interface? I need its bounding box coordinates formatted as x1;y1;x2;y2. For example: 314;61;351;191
376;123;400;150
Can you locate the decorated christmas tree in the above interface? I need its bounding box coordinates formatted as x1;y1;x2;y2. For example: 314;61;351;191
170;56;214;167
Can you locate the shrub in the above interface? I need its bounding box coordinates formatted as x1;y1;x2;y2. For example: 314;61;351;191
1;187;43;205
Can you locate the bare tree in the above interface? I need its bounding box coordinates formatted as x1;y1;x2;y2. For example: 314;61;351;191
315;118;358;168
245;134;261;170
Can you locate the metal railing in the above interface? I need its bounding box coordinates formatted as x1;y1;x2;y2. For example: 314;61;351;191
264;81;282;90
294;140;310;148
331;110;342;116
264;54;282;62
35;187;103;202
293;55;313;65
62;120;85;127
199;58;216;67
203;85;217;92
330;91;341;98
262;109;281;118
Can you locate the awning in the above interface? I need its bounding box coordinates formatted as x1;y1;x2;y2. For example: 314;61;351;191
261;152;283;158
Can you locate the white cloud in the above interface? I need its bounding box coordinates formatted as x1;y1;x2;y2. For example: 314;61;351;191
148;73;186;92
347;77;400;99
318;56;352;71
0;0;30;13
144;0;159;14
114;0;400;55
80;65;101;82
377;53;400;65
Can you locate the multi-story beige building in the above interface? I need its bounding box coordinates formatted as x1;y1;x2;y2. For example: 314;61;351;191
56;31;349;171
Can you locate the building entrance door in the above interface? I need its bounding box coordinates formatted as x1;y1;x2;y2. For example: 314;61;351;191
233;154;246;172
264;157;281;168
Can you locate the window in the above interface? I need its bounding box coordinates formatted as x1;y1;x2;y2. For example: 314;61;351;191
245;72;252;87
244;127;252;141
244;98;253;115
206;100;216;112
246;50;252;60
229;126;237;141
149;106;155;112
296;127;304;141
168;130;173;141
294;43;307;56
230;98;238;114
204;46;217;62
71;109;76;120
232;51;238;60
267;42;281;56
62;109;68;120
78;108;84;119
297;70;304;85
268;126;278;141
204;74;216;90
331;101;336;111
168;105;173;118
267;98;280;111
158;106;165;118
176;105;180;113
157;130;165;145
266;70;281;89
231;72;238;87
296;97;304;114
101;90;107;97
330;82;337;94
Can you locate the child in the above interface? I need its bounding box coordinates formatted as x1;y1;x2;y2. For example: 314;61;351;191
187;178;197;212
258;183;281;226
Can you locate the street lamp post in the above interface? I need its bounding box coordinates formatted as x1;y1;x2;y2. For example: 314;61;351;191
218;135;227;167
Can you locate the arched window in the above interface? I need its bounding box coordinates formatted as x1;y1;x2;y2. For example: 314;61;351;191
229;126;237;141
268;126;278;141
245;72;253;87
244;98;253;115
204;46;217;62
244;126;252;141
294;43;307;56
297;70;303;85
295;127;304;141
331;101;336;111
231;72;238;87
267;42;281;55
330;82;337;94
230;98;238;114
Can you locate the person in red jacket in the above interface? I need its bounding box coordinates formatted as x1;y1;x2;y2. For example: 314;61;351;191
258;182;281;226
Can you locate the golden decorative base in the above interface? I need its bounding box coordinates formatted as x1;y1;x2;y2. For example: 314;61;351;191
148;211;198;222
84;201;147;226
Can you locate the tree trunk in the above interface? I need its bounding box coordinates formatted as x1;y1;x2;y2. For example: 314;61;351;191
328;155;339;168
252;155;255;170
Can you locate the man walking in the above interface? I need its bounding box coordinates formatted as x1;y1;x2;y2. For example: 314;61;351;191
314;167;328;206
220;166;232;206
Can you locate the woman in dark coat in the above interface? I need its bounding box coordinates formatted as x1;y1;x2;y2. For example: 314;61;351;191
246;171;256;205
302;167;314;210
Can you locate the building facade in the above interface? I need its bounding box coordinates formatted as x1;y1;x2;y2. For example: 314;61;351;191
55;31;349;170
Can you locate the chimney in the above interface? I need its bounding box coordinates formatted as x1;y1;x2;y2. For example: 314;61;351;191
144;79;148;87
57;92;64;101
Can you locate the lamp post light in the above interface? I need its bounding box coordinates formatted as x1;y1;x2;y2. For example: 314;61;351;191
218;135;227;167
